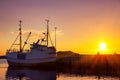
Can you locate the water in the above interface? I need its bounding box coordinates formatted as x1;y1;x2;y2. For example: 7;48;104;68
0;59;120;80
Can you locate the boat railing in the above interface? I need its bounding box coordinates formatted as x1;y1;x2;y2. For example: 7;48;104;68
7;49;30;53
7;49;19;53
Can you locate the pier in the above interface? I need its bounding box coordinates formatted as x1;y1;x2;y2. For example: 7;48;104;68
57;51;120;77
0;56;6;59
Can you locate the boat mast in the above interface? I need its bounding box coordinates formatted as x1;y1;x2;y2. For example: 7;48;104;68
45;19;49;47
19;20;22;52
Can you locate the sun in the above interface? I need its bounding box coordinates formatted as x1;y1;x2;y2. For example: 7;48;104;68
99;42;107;51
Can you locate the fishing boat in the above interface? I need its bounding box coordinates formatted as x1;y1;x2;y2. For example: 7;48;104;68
6;20;56;67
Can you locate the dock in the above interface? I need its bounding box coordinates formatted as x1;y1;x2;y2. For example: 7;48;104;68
0;56;6;59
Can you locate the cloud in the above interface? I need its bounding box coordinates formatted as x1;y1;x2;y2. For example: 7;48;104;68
28;29;64;43
50;30;64;37
10;29;45;43
11;29;43;36
10;29;64;44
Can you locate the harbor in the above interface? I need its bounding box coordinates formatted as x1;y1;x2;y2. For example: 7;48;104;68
1;0;120;80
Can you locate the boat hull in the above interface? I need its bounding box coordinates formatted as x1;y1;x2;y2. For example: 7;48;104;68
8;61;56;68
6;51;56;67
7;57;56;68
7;60;56;68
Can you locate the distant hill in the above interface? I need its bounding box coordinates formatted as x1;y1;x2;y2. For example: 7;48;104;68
57;51;80;58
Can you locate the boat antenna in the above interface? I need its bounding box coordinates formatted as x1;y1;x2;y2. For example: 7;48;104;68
19;20;22;52
45;19;49;47
55;27;57;50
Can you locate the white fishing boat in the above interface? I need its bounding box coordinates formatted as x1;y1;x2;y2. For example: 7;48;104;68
6;20;56;67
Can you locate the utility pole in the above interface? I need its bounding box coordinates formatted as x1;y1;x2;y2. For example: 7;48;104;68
55;27;57;50
45;19;49;47
19;20;22;52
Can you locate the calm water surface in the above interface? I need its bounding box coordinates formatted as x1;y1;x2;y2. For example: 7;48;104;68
0;59;120;80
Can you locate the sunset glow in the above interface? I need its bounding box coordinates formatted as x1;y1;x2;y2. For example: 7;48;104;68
0;0;120;55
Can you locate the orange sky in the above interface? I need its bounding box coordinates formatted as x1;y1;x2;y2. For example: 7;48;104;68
0;0;120;55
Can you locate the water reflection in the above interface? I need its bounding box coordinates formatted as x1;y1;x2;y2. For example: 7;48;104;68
57;65;120;80
6;67;56;80
1;58;120;80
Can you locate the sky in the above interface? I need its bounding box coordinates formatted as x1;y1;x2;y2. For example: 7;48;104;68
0;0;120;55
